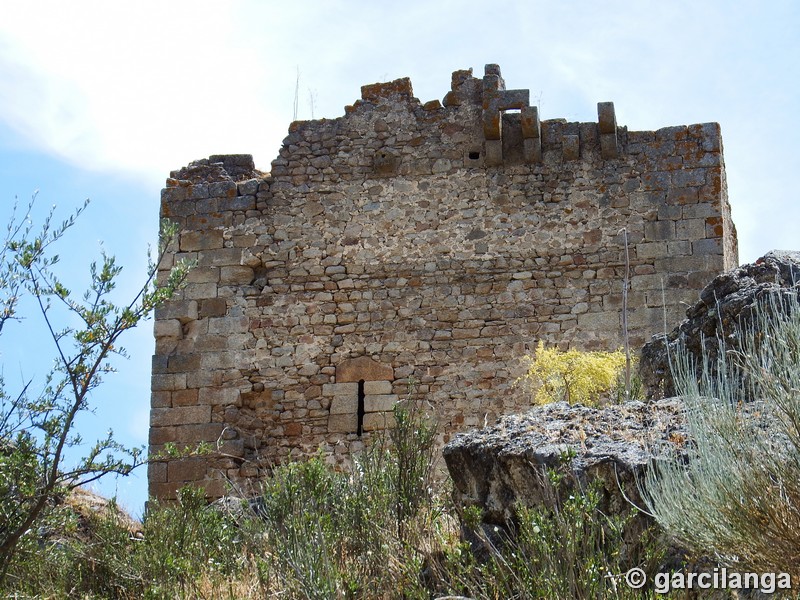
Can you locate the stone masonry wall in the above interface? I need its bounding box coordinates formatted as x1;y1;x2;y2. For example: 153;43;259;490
149;64;738;499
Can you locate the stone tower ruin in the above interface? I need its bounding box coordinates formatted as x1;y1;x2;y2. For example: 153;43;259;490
149;64;738;499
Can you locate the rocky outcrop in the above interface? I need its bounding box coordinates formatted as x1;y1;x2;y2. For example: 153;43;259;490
442;399;687;525
640;250;800;398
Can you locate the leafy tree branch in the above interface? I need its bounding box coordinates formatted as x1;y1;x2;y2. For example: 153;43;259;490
0;194;192;582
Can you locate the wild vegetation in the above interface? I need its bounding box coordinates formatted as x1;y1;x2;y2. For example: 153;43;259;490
0;196;191;585
521;341;634;406
642;292;800;584
0;399;673;599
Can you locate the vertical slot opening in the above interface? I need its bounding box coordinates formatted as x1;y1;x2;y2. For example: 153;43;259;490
356;379;366;436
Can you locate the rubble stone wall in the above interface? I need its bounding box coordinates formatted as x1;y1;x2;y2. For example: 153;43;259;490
149;65;737;499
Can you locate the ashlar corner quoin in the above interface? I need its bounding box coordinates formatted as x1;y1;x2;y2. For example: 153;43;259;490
149;64;737;499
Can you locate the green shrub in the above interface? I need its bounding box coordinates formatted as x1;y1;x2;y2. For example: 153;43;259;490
522;341;634;406
2;385;677;598
252;397;439;598
431;465;671;600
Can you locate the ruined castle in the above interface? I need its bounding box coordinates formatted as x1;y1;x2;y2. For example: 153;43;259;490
149;65;738;499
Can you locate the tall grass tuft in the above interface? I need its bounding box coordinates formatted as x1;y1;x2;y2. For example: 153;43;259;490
641;292;800;581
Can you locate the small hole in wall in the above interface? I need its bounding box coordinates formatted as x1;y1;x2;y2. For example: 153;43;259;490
468;151;480;160
356;379;366;437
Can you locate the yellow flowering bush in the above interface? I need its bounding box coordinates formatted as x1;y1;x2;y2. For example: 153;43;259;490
522;341;631;406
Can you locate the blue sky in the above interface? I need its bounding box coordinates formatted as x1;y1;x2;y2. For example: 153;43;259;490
1;0;798;515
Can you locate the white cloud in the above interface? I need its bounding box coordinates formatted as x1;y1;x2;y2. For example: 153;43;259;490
0;1;287;182
0;0;797;259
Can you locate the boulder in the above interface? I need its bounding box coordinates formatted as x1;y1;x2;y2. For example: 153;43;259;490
442;398;687;525
640;250;800;398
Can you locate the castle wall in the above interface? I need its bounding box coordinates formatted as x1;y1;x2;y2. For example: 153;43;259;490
149;65;737;499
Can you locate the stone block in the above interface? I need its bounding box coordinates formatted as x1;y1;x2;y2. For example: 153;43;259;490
658;205;683;220
153;318;182;339
174;423;225;443
642;171;670;191
336;357;393;383
220;265;254;285
198;478;227;499
155;300;198;323
627;307;666;330
151;391;171;408
198;248;243;268
600;133;619;159
636;242;667;260
667;240;691;256
682;204;718;219
672;169;707;188
644;221;675;241
148;461;167;483
523;137;542;163
183;282;218;300
208;181;237;198
150;405;211;427
562;135;579;161
365;394;398;412
328;413;358;433
149;426;175;445
484;139;502;166
360;78;413;102
693;238;723;255
363;380;392;395
161;186;187;203
217;439;245;458
363;412;396;431
187;183;209;200
323;382;358;396
198;387;240;406
149;481;181;500
168;459;207;482
207;316;249;335
329;395;358;415
168;353;201;373
172;388;199;406
180;230;223;251
198;298;227;318
676;219;707;240
597;102;616;134
653;255;708;273
186;267;220;284
151;373;187;392
226;195;256;211
577;311;620;331
520;106;540;138
284;422;303;436
666;187;699;205
151;354;168;374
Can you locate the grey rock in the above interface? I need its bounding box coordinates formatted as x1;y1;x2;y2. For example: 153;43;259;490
640;250;800;398
443;399;687;525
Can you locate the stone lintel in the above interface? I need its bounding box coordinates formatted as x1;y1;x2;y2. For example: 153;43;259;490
336;356;393;383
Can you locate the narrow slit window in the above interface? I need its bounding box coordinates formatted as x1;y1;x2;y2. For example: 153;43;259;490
356;379;366;436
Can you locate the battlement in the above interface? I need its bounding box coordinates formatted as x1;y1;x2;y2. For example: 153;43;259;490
152;64;737;500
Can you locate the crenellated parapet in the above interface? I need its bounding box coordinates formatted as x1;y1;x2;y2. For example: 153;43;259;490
338;64;625;170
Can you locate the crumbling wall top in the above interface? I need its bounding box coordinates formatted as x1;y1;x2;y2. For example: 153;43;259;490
167;154;261;186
